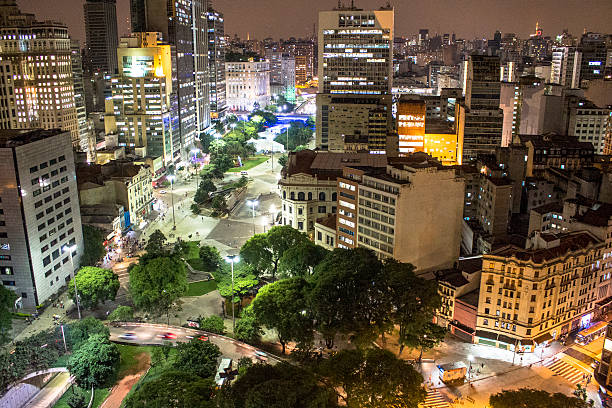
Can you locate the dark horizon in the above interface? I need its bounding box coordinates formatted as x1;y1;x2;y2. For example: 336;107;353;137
16;0;612;46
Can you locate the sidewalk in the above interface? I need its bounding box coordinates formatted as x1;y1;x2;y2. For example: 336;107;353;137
14;292;75;343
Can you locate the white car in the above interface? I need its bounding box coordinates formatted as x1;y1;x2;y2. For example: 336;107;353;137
119;332;137;340
159;190;167;194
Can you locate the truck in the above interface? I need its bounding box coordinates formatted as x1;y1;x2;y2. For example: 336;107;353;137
437;361;468;383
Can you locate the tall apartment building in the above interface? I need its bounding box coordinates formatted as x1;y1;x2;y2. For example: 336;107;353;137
0;129;84;310
475;231;609;349
316;4;394;152
129;0;210;152
568;98;610;155
462;54;503;159
83;0;118;74
550;46;581;88
105;32;179;166
70;40;94;159
225;60;270;112
580;32;608;85
265;50;296;102
0;1;79;146
335;153;464;271
206;6;226;121
294;40;315;85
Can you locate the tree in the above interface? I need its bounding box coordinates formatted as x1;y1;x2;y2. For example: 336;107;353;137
173;338;221;378
251;277;313;353
211;195;227;214
0;285;16;344
217;265;259;306
199;245;222;271
68;334;120;388
190;203;201;215
200;132;215;153
194;178;216;204
211;153;234;174
237;357;253;376
234;307;263;344
68;267;119;310
145;230;167;255
129;256;188;318
405;322;447;361
107;306;134;322
199;315;225;334
240;234;273;276
218;362;337;408
124;371;216;408
320;348;425;408
278;240;328;278
383;260;443;355
278;154;288;168
81;225;106;266
274;121;314;151
66;388;88;408
65;317;110;350
309;248;389;349
489;388;593;408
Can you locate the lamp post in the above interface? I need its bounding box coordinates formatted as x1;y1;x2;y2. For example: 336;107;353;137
224;255;240;332
467;354;474;384
247;200;258;235
167;174;176;230
62;245;81;320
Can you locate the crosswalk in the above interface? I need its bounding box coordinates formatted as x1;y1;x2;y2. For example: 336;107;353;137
421;389;450;408
543;357;589;385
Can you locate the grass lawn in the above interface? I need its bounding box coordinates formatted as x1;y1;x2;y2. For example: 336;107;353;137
184;241;200;259
227;155;268;172
116;344;153;378
186;280;218;297
53;385;110;408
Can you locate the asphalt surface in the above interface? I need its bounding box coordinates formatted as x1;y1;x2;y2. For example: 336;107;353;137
109;323;279;364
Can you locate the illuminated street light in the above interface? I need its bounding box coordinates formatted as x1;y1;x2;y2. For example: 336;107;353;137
224;255;240;332
247;199;258;235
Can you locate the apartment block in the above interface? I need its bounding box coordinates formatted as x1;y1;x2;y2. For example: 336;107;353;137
0;129;84;310
568;98;610;155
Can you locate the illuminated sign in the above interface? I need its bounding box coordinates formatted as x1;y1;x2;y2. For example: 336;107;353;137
398;114;425;128
589;61;602;66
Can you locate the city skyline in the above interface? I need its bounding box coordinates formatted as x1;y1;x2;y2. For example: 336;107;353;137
17;0;612;46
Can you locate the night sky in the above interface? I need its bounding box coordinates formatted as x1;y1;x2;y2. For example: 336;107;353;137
17;0;612;46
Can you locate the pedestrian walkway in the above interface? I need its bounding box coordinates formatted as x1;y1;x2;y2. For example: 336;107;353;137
421;388;450;408
543;357;589;385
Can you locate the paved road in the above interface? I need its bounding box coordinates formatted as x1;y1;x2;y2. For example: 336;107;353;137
109;323;280;364
23;372;72;408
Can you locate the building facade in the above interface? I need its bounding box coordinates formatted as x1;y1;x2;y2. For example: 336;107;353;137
206;6;226;121
0;1;79;146
0;129;84;310
225;60;270;112
568;99;610;155
83;0;118;74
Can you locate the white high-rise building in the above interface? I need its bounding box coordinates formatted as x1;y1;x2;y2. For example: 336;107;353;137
0;129;84;310
225;60;270;112
550;46;582;89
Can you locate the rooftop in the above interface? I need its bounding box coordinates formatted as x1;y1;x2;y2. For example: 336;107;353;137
490;231;602;264
531;202;563;214
0;129;67;148
457;290;479;307
284;149;387;179
316;213;337;230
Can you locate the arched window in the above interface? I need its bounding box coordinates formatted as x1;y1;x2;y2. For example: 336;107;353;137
290;192;295;200
283;191;286;199
308;192;313;201
298;192;305;201
319;192;326;201
332;192;337;201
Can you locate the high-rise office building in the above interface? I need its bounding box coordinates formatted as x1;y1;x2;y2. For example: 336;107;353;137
70;40;95;159
461;54;503;158
294;40;315;85
550;46;582;88
83;0;118;74
0;129;84;310
105;33;180;166
0;1;79;146
266;50;296;102
129;0;210;154
316;3;394;152
579;32;608;85
206;5;226;121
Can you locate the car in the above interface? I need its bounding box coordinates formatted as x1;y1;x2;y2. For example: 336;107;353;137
159;332;177;340
119;332;137;340
240;171;248;175
159;190;167;194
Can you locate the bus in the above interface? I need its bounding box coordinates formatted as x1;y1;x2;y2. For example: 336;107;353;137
576;321;608;346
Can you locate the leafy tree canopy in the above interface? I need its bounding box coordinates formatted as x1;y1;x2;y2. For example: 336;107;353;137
68;267;119;310
278;240;328;278
68;333;120;388
489;388;593;408
173;338;221;378
145;230;167;256
234;307;263;344
199;245;222;272
199;315;225;335
129;256;187;315
0;285;16;344
107;305;134;322
81;225;106;266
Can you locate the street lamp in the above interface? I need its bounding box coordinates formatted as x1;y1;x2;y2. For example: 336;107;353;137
62;245;81;320
224;255;240;332
467;354;474;384
167;174;176;230
247;200;258;235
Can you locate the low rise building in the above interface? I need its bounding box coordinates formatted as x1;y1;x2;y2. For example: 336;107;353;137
314;213;336;251
520;134;594;177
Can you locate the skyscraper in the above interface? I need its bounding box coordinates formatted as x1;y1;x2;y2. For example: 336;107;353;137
462;54;503;158
315;2;394;152
206;5;226;121
0;129;84;310
70;40;95;159
0;1;79;146
83;0;118;74
550;46;582;88
105;33;180;166
130;0;210;154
